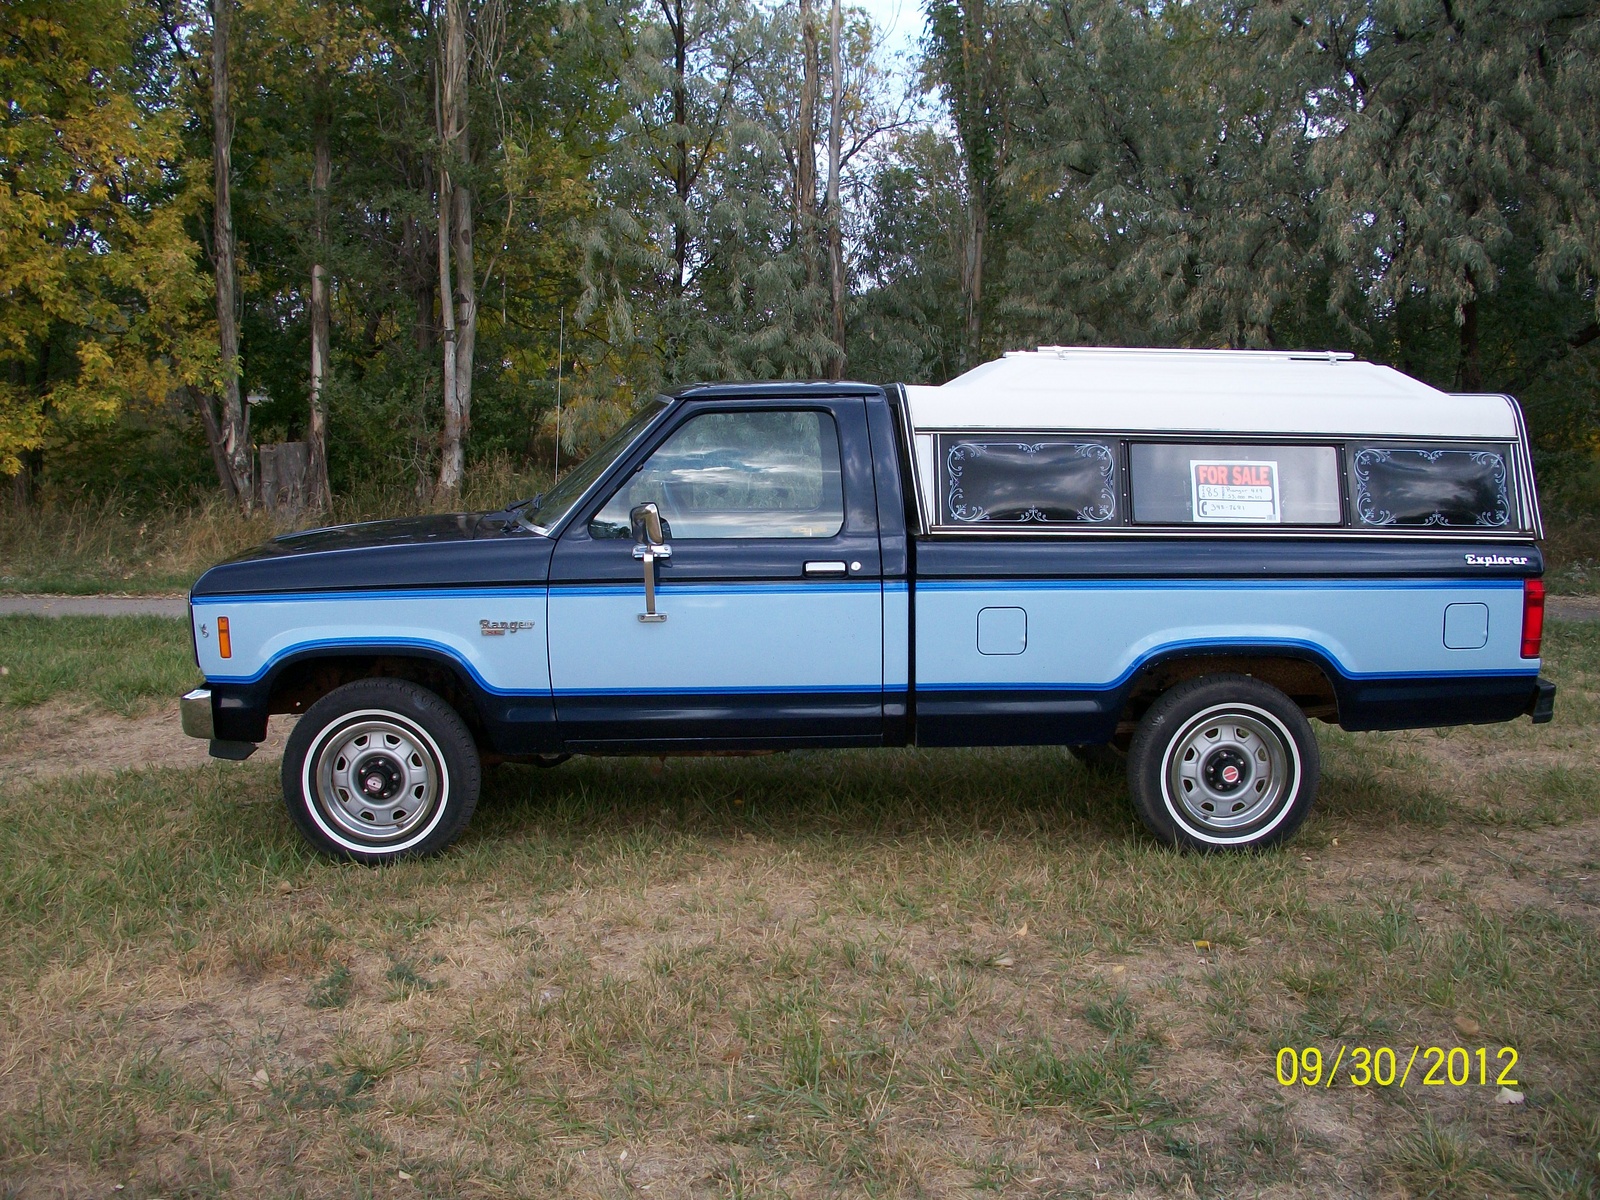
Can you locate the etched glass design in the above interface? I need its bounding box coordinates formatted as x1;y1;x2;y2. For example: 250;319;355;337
1349;446;1513;528
940;439;1118;525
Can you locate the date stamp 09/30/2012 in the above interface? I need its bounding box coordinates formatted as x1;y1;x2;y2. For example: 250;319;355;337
1275;1046;1520;1089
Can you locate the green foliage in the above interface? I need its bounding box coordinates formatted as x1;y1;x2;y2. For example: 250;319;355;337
0;0;218;475
0;0;1596;511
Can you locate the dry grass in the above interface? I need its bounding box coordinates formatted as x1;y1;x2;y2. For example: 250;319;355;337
0;624;1596;1197
0;457;551;595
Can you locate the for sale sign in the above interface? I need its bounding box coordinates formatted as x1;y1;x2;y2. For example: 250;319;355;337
1190;460;1281;523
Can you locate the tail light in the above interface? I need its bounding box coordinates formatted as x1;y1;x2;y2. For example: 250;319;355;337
1520;579;1545;659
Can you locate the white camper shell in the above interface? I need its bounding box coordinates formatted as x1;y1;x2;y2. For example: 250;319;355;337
902;347;1541;538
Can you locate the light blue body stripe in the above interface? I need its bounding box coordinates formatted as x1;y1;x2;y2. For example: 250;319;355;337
916;579;1535;691
195;577;1537;704
205;636;541;693
923;637;1537;690
916;578;1524;593
547;586;883;693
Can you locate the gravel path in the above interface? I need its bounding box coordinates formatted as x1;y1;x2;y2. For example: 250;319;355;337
2;592;1598;621
0;594;188;617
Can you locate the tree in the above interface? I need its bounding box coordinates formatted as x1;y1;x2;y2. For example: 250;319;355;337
924;0;1014;367
826;0;845;375
1300;0;1599;390
0;0;218;496
434;0;477;499
210;0;252;505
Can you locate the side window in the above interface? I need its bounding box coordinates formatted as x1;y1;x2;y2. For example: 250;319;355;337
590;410;845;539
1130;443;1342;525
1349;445;1516;529
938;437;1118;525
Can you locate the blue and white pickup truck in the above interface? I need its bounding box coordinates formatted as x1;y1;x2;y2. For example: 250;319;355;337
181;348;1555;860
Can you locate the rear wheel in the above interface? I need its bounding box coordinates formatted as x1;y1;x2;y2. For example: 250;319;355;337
282;679;480;863
1128;674;1319;851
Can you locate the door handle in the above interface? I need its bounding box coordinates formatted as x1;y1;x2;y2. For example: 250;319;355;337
804;561;848;576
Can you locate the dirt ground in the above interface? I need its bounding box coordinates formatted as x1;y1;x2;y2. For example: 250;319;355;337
0;700;297;779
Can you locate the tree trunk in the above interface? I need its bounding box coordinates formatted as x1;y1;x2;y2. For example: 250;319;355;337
1459;295;1482;391
435;0;473;499
307;99;332;511
670;0;690;295
192;386;240;501
448;149;476;495
211;0;252;508
964;198;985;367
404;210;436;354
826;0;845;379
797;0;818;291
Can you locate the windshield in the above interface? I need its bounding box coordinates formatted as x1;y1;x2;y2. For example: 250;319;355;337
519;398;669;533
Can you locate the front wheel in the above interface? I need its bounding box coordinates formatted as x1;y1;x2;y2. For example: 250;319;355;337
1128;674;1319;851
282;679;481;863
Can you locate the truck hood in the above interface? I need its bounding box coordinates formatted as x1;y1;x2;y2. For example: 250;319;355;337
264;513;484;555
190;512;555;598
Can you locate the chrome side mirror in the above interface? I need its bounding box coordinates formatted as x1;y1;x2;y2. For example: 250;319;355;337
629;502;670;622
630;501;666;547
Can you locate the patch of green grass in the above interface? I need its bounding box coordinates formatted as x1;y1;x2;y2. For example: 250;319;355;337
307;964;354;1010
0;610;1596;1196
0;614;196;715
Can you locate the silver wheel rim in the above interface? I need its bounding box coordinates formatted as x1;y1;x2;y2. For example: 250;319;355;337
310;712;444;845
1163;703;1295;837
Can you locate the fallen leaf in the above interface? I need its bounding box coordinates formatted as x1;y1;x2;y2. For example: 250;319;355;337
993;954;1015;969
1496;1086;1524;1105
1193;940;1211;951
1110;964;1126;976
276;881;293;896
1012;921;1029;939
250;1068;269;1089
1331;837;1340;846
1454;1015;1481;1037
398;1169;413;1180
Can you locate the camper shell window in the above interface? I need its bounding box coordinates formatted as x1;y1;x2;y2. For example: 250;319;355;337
1349;444;1517;530
1129;443;1342;526
939;437;1118;525
916;427;1533;536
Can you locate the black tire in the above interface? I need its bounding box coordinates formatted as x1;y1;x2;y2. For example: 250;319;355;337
1069;743;1127;775
1127;674;1319;851
282;679;481;863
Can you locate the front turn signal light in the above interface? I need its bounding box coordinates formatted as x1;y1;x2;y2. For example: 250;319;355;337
217;615;232;659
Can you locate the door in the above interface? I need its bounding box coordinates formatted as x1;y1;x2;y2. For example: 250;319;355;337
547;396;884;749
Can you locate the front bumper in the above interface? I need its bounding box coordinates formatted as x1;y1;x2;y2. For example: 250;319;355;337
180;688;214;739
180;687;257;760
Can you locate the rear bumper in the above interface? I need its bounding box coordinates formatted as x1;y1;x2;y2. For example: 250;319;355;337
1529;677;1557;724
180;688;214;739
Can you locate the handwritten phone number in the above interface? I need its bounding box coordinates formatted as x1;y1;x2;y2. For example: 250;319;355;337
1275;1046;1519;1088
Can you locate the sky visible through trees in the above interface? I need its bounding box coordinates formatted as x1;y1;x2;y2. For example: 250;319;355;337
1;0;1596;510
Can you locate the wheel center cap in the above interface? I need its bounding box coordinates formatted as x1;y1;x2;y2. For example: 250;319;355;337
1204;747;1252;793
356;755;403;802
